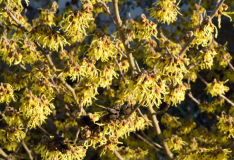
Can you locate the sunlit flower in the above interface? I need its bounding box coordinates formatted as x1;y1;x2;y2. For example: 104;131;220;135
148;0;181;24
206;79;229;97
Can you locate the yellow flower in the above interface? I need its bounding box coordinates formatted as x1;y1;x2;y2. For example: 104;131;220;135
192;18;218;47
148;0;181;24
0;83;15;104
161;113;181;128
59;3;94;42
164;83;190;106
122;72;168;107
217;112;234;138
19;89;55;129
99;65;118;88
215;3;234;28
28;25;69;51
87;35;118;62
206;79;229;97
167;135;186;151
130;14;157;40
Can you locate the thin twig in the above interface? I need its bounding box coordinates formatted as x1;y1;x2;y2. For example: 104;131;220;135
22;140;34;160
133;133;160;152
0;148;7;158
39;126;51;135
114;58;127;87
114;45;128;58
137;108;153;127
148;106;173;159
73;129;80;144
114;150;125;160
140;130;163;149
99;0;117;27
125;103;141;120
155;104;171;115
188;91;201;105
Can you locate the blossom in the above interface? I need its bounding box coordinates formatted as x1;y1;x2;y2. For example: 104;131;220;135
192;17;218;47
86;35;118;62
59;3;94;42
161;113;181;128
164;83;190;106
0;83;15;104
206;79;229;97
167;135;186;151
148;0;181;24
130;14;158;40
19;89;55;129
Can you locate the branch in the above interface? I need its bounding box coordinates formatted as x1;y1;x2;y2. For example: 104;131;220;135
0;148;7;158
114;58;127;87
98;0;117;27
155;104;170;115
188;91;201;105
137;108;153;127
112;0;136;74
22;140;34;160
148;106;173;159
114;150;125;160
133;133;160;152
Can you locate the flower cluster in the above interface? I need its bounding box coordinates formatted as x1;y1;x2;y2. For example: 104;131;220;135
59;3;94;42
197;47;218;70
164;83;190;106
192;18;218;47
75;82;99;107
99;65;118;88
215;42;232;68
215;3;233;28
36;135;87;160
0;127;25;151
38;2;58;27
0;37;23;66
121;71;168;107
155;53;189;85
78;112;150;154
167;135;186;151
183;148;231;160
217;112;234;138
0;83;15;103
19;90;55;129
148;0;181;24
28;25;69;51
87;35;118;62
205;79;229;97
161;113;181;128
130;14;158;41
199;98;225;113
4;107;23;128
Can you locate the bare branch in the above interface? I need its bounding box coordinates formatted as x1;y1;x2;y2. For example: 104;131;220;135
155;104;171;115
133;133;160;152
137;108;153;127
0;148;8;158
22;140;34;160
114;150;125;160
148;106;173;159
